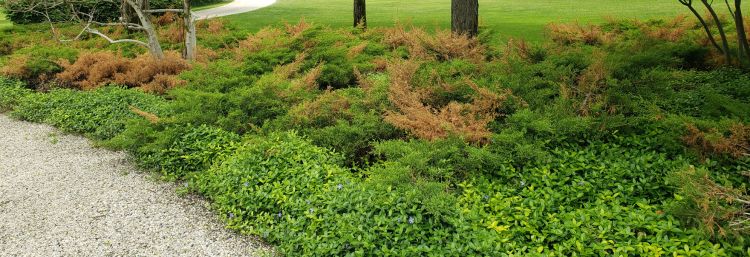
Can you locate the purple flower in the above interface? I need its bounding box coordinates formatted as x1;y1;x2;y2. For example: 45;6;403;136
408;216;415;224
277;211;283;218
337;184;343;190
228;212;235;218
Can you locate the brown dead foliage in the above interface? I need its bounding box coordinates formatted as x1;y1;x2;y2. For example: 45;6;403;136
236;27;285;55
155;12;178;26
383;60;509;144
129;105;161;124
300;62;324;90
274;52;308;79
161;24;184;44
559;51;610;116
348;42;368;59
547;23;614;45
195;46;220;63
56;51;190;92
683;123;750;159
206;19;225;34
639;15;692;42
675;166;750;237
381;26;486;63
498;38;533;72
142;74;186;94
290;90;352;125
285;19;312;38
0;55;30;79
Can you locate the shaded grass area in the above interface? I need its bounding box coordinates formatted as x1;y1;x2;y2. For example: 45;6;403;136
225;0;694;41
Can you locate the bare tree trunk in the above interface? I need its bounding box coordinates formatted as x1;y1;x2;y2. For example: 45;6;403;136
354;0;366;29
680;0;724;53
451;0;479;37
734;0;750;63
126;0;164;59
183;0;196;60
702;0;732;62
123;0;149;26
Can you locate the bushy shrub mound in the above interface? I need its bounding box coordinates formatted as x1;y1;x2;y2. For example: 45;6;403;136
56;51;189;93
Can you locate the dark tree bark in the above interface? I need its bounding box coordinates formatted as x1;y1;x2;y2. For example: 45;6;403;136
734;0;750;62
679;0;724;54
701;0;732;62
451;0;479;37
354;0;366;28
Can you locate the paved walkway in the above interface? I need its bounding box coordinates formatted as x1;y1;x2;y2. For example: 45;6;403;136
194;0;277;20
0;114;268;256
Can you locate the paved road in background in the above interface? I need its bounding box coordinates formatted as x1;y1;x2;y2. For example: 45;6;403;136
194;0;277;20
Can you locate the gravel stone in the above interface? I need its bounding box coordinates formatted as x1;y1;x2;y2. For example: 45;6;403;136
0;114;270;257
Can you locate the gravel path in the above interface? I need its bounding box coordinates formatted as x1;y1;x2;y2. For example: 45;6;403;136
194;0;276;20
0;114;269;257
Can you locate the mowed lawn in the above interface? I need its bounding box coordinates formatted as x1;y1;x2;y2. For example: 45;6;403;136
0;8;11;29
225;0;697;41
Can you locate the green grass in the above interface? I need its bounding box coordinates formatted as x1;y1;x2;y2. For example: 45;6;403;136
0;8;10;29
225;0;696;41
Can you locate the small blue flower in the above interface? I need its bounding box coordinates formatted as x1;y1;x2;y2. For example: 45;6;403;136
408;216;415;224
397;218;402;223
306;200;311;205
183;182;189;187
483;195;489;200
243;182;250;187
228;212;235;218
277;211;283;218
337;184;343;190
520;180;526;187
309;208;314;214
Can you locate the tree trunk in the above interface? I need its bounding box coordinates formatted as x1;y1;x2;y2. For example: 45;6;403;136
681;0;724;53
183;0;197;60
702;0;732;63
735;0;750;63
126;0;164;59
451;0;479;37
122;0;149;25
354;0;367;28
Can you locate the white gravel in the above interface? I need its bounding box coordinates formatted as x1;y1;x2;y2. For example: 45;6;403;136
194;0;276;20
0;114;270;257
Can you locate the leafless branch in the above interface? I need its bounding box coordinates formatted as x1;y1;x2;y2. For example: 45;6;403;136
84;28;149;47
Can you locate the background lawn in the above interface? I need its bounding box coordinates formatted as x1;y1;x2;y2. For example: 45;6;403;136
225;0;699;42
0;8;10;29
